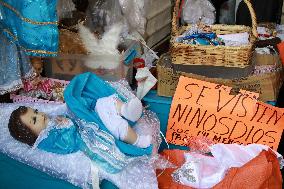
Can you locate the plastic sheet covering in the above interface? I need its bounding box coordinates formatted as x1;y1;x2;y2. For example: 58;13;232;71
109;79;162;156
0;80;165;188
182;0;216;25
219;0;236;24
119;0;146;35
108;79;136;101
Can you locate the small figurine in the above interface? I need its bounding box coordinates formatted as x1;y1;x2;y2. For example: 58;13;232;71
30;57;44;77
21;57;65;102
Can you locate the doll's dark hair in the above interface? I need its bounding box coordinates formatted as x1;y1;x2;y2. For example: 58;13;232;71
8;106;38;146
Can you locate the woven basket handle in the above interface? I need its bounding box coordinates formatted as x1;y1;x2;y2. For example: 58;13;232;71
172;0;258;39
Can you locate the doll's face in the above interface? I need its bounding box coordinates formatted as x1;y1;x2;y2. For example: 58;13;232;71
20;107;48;136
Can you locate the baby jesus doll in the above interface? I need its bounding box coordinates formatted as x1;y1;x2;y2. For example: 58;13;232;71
8;73;152;173
8;96;151;173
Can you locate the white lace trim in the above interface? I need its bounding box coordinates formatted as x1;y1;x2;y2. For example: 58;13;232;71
0;68;36;95
0;79;23;95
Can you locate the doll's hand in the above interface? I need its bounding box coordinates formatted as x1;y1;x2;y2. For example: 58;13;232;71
55;116;69;125
31;76;42;86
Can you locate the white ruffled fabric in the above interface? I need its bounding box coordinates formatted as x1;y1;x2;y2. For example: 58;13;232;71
135;67;157;100
217;32;249;46
172;143;284;189
0;102;161;189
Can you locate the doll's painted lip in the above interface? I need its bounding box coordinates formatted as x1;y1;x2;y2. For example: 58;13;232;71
44;115;49;126
44;115;47;122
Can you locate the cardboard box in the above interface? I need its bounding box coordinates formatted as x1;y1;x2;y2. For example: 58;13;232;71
253;52;280;66
145;0;172;20
44;41;142;81
145;23;171;48
44;54;131;81
157;54;283;102
145;7;172;36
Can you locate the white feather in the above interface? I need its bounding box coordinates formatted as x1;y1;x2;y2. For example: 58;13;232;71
100;23;123;54
78;24;99;54
79;23;123;69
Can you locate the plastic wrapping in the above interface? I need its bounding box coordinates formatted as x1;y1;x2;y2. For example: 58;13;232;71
57;0;76;20
86;0;126;34
219;0;236;24
186;136;214;155
277;25;284;40
182;0;216;25
108;79;136;101
119;0;146;35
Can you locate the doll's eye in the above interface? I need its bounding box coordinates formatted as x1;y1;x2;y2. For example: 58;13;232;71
34;109;38;114
33;117;36;124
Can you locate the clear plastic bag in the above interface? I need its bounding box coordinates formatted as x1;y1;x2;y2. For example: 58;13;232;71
182;0;216;25
86;0;126;34
57;0;76;20
119;0;146;35
219;0;236;24
57;0;87;32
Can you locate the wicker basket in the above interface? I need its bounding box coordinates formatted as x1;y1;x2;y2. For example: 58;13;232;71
157;53;181;97
171;0;258;68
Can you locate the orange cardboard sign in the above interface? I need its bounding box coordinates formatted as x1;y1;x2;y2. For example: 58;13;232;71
166;76;284;150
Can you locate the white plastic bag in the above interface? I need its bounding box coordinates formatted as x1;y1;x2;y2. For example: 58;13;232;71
172;143;284;188
135;67;157;99
182;0;216;25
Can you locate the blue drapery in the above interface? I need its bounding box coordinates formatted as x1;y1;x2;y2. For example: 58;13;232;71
0;0;58;57
0;32;34;94
64;72;153;156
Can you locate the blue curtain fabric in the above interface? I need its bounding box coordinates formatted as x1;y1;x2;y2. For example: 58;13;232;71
0;0;58;56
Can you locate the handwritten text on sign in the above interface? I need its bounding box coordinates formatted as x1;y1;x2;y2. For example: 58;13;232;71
166;76;284;150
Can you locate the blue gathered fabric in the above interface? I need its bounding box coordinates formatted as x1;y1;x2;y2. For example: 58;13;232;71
37;118;132;173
